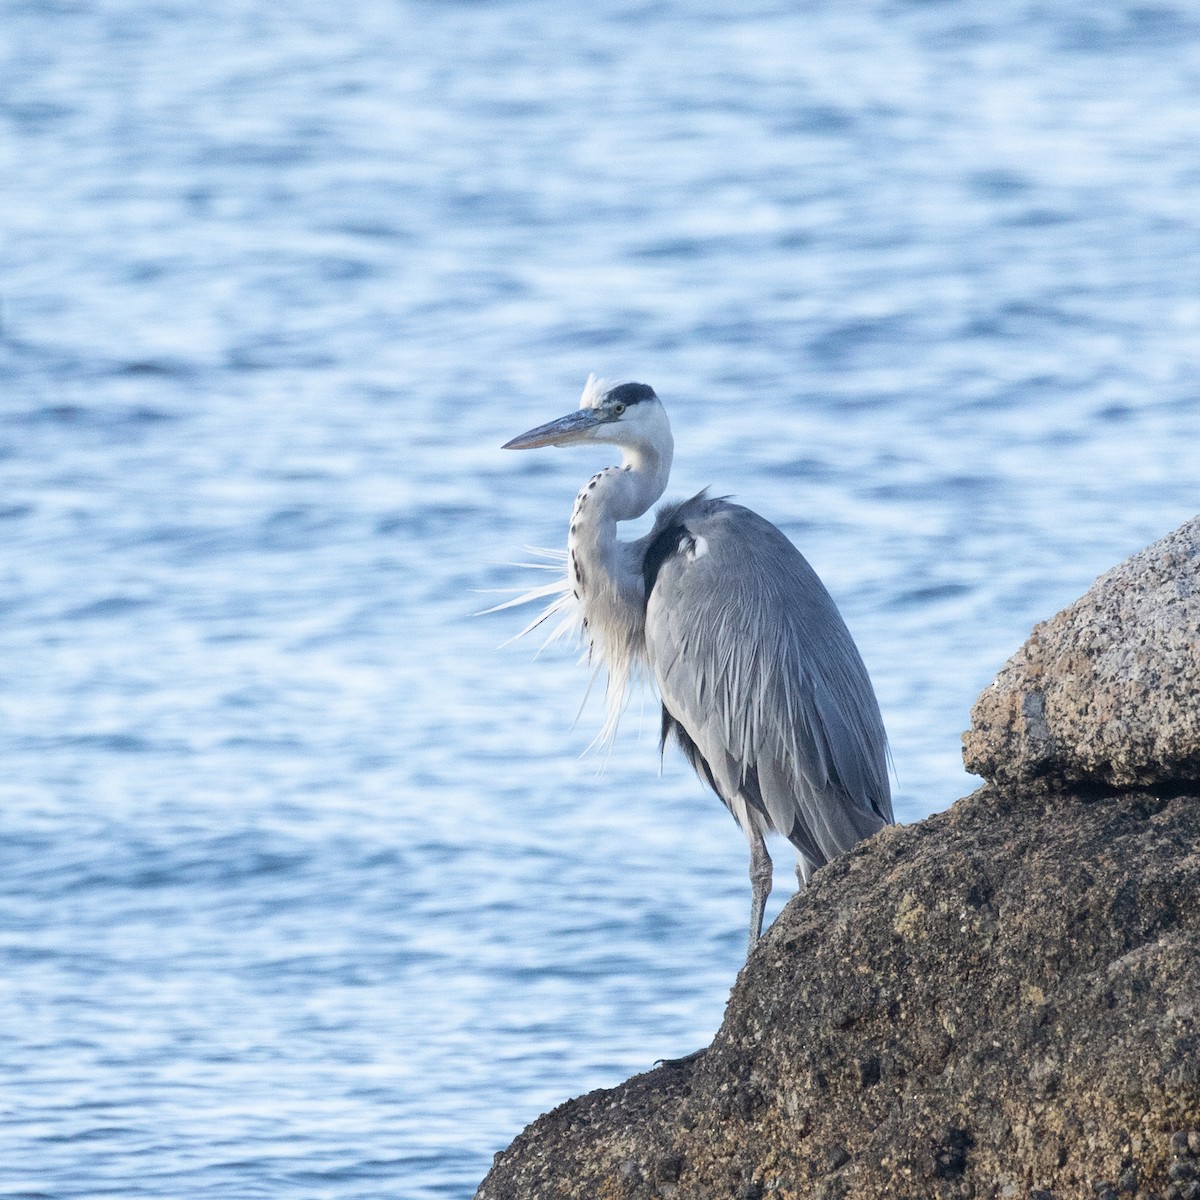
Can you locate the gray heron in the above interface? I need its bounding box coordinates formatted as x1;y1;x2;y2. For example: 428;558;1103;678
498;376;892;952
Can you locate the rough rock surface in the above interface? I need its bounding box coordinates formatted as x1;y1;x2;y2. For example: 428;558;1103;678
963;516;1200;789
476;518;1200;1200
477;786;1200;1200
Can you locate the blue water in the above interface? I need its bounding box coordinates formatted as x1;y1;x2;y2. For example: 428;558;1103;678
3;0;1199;1195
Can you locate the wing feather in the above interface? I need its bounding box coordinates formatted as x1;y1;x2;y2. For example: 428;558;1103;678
644;497;892;865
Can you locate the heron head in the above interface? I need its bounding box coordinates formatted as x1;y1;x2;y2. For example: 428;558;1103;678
503;375;667;451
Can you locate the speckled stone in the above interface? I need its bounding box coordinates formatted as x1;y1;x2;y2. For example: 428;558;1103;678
963;516;1200;789
475;783;1200;1199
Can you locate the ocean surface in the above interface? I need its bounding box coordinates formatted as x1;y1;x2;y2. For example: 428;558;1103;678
2;0;1199;1195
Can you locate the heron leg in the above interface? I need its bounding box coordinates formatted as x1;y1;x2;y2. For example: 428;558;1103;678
795;852;816;891
747;827;772;953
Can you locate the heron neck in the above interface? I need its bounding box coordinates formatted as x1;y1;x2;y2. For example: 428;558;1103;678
618;441;672;520
568;443;671;600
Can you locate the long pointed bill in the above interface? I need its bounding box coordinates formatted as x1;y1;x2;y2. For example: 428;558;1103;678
502;409;604;450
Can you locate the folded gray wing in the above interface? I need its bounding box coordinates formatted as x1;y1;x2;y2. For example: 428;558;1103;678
642;495;892;864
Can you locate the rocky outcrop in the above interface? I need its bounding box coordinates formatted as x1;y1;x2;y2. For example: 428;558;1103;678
476;518;1200;1200
963;517;1200;790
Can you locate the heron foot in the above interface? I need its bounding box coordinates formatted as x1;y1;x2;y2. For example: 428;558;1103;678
656;1048;707;1068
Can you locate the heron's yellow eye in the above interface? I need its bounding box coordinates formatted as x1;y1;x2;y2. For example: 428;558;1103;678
613;403;626;416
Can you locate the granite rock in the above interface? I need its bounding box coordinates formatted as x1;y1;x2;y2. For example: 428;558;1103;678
477;784;1200;1199
963;516;1200;789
